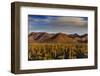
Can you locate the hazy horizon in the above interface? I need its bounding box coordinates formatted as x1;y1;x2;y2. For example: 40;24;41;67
28;15;88;35
28;31;88;36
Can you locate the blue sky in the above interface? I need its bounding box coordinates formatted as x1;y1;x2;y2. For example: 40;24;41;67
28;15;88;35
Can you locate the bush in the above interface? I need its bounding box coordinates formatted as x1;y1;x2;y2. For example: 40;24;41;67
28;43;88;60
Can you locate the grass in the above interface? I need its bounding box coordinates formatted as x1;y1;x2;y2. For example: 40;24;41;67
28;43;88;60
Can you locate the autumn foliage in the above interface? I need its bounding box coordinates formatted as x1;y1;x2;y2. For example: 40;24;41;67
28;43;88;60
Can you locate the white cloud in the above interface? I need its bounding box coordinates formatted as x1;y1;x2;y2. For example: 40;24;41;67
28;15;88;27
55;17;87;26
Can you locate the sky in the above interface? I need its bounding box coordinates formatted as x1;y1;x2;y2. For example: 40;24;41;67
28;15;88;35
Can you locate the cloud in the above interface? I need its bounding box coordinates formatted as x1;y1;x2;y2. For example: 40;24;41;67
28;15;88;34
53;17;88;27
29;15;87;27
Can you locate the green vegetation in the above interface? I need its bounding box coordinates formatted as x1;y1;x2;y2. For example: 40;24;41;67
28;43;88;60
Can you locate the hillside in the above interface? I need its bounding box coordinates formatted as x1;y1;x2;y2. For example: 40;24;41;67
28;32;88;43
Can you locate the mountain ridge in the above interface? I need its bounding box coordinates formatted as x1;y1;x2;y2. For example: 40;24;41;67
28;32;88;43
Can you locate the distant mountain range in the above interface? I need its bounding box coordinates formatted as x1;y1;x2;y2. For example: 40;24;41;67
28;32;88;43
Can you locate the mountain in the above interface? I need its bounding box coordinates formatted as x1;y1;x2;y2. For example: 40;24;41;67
28;32;52;42
34;32;51;42
69;33;80;38
69;33;88;43
28;32;37;42
80;34;88;43
44;33;74;43
28;32;88;43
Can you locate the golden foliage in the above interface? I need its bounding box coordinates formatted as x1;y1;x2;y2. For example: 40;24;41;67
28;43;88;60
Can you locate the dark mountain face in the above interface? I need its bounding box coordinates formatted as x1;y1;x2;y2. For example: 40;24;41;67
28;32;88;43
81;34;88;38
68;33;88;43
69;33;80;38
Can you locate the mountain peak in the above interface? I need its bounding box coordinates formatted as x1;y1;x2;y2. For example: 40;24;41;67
81;33;88;37
28;32;88;43
46;32;73;43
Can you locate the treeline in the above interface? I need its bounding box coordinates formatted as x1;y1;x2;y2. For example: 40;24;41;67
28;43;88;60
